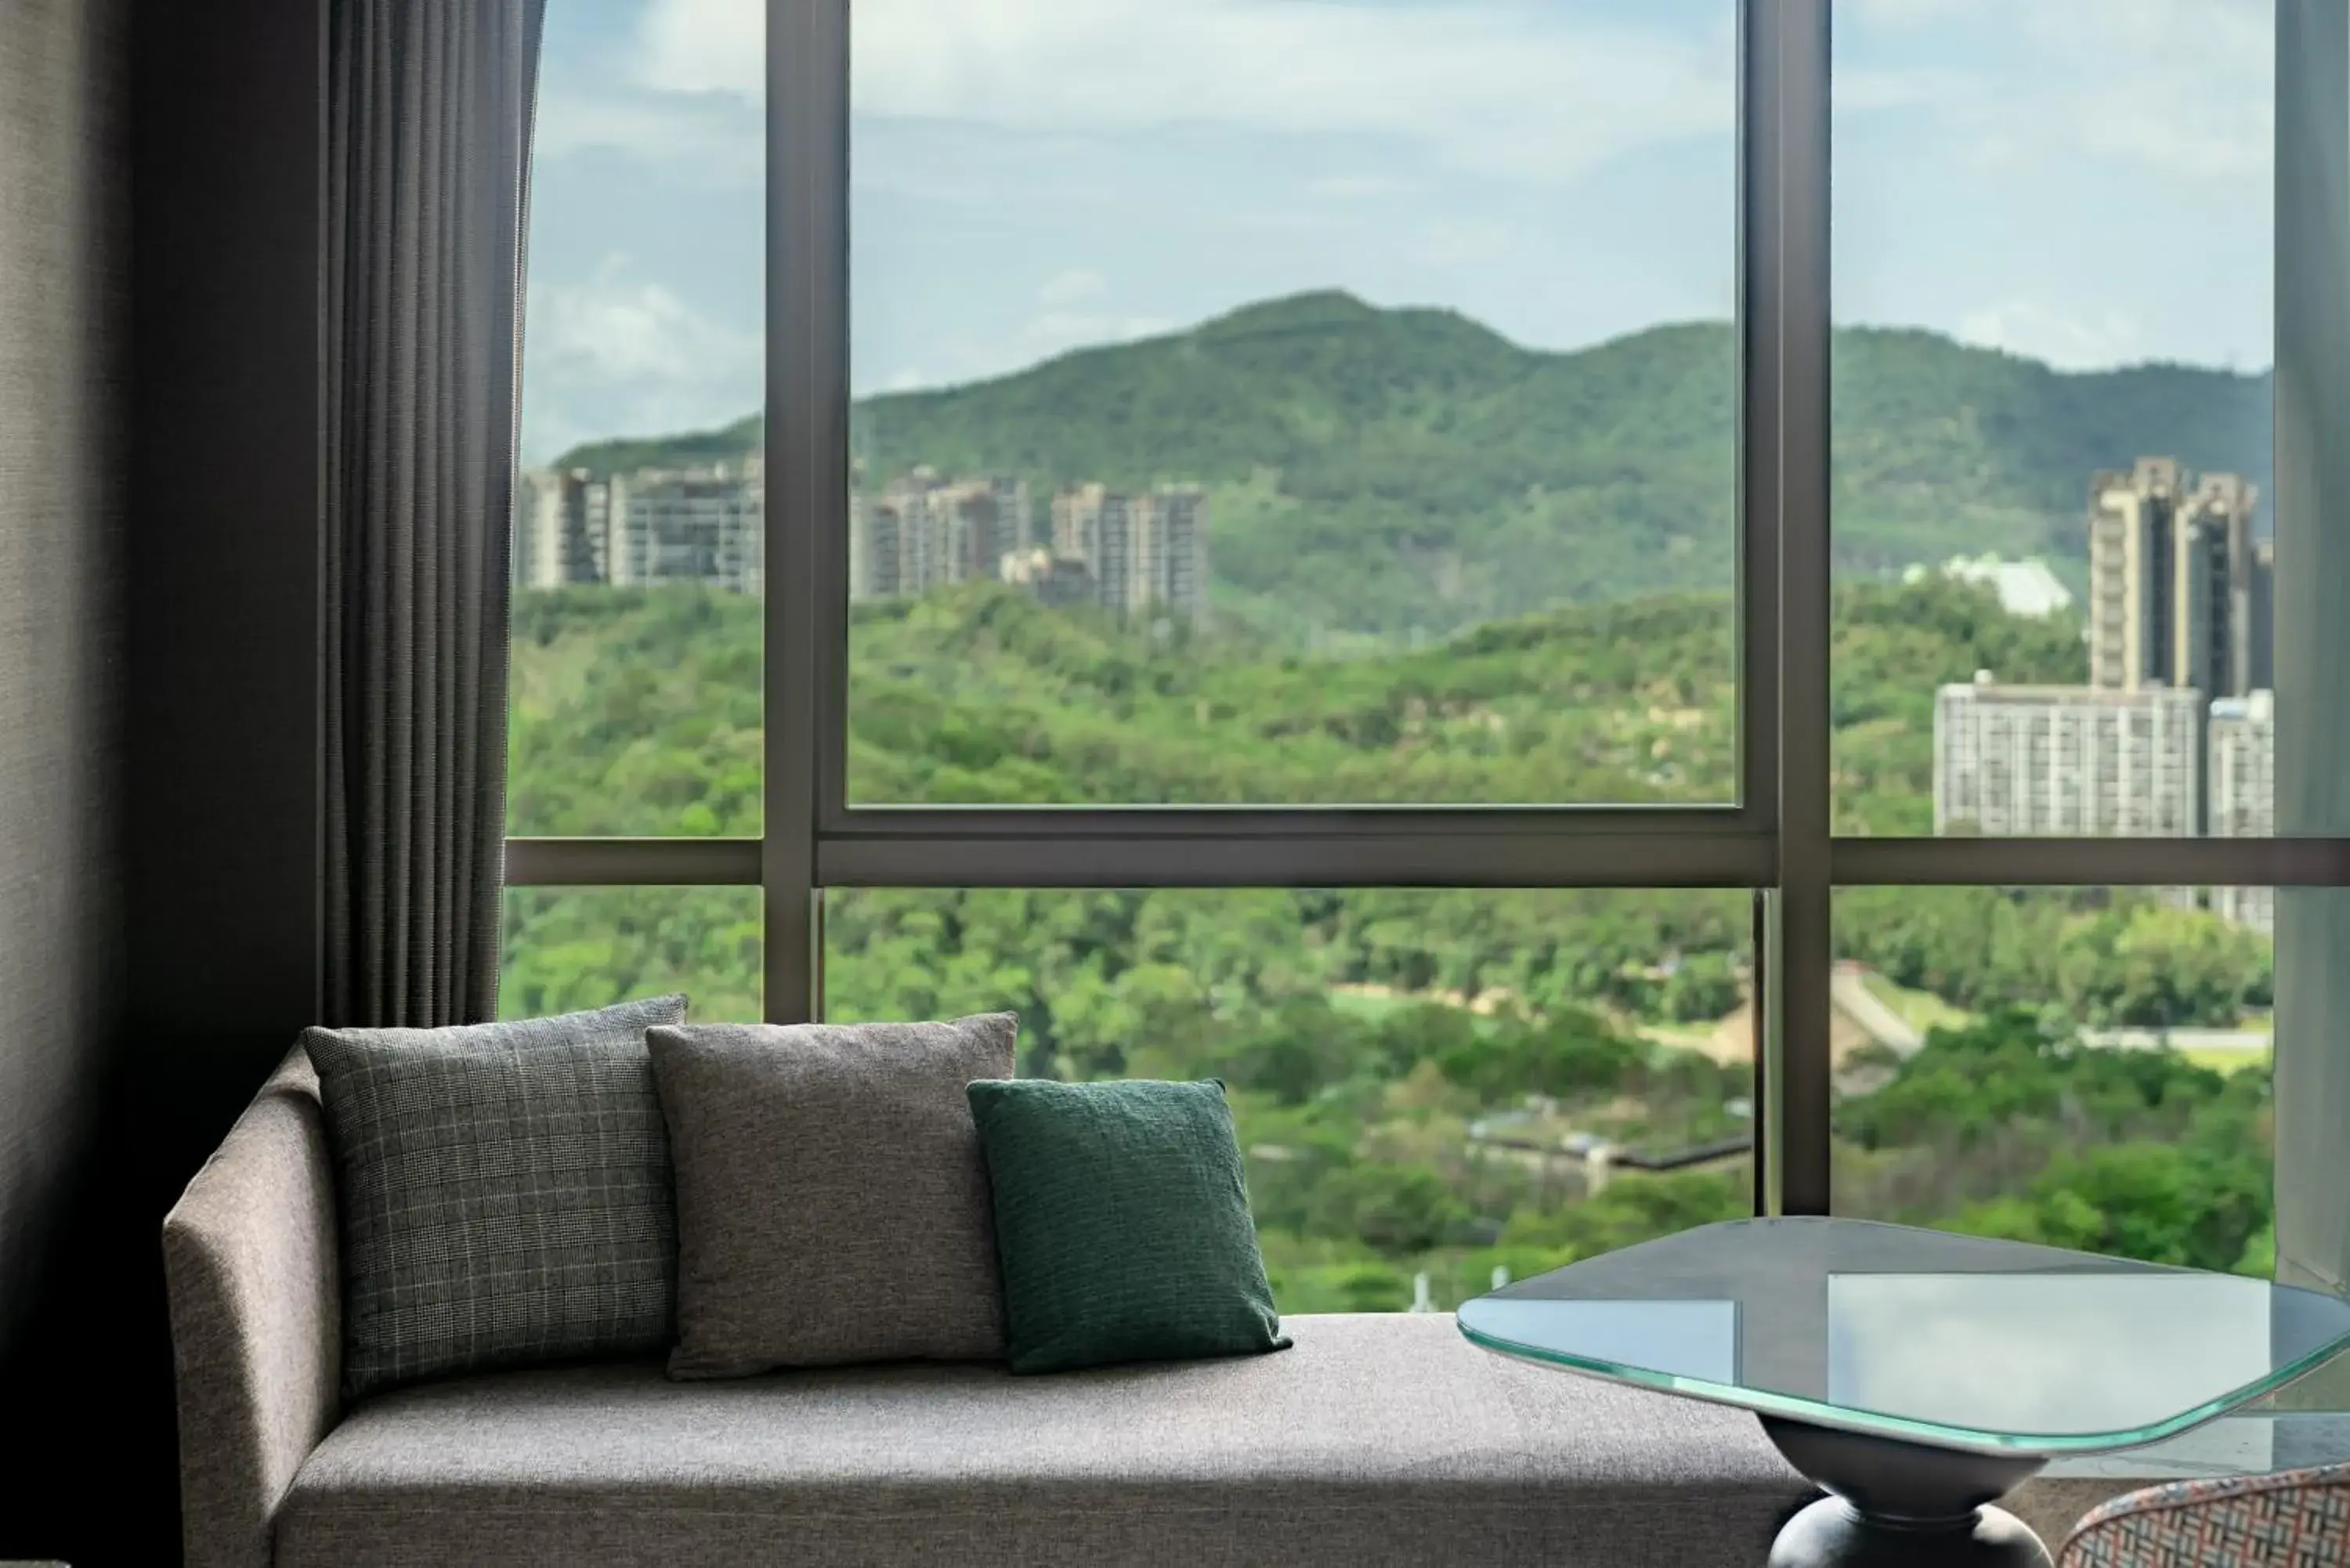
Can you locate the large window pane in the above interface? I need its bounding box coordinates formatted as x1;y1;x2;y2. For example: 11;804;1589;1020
844;2;1740;805
505;2;765;836
826;888;1753;1311
1832;886;2273;1274
501;887;762;1022
1831;2;2277;838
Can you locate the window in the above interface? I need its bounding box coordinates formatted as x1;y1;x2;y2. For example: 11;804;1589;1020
501;887;763;1023
1831;886;2273;1273
1831;1;2277;840
827;888;1752;1310
844;0;1742;807
503;2;2350;1291
507;0;767;839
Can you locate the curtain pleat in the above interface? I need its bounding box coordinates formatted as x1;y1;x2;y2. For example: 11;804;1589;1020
324;0;546;1027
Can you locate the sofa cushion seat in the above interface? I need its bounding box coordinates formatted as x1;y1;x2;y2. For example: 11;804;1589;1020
274;1313;1809;1567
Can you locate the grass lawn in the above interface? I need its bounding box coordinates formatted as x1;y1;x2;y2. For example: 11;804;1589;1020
1859;971;1974;1036
2181;1045;2271;1075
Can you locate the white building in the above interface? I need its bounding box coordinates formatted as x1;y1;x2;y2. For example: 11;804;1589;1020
2209;691;2277;933
1921;555;2075;619
607;459;763;594
513;468;611;589
1934;674;2202;837
512;460;762;594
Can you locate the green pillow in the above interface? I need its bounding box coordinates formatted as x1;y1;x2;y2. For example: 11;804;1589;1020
966;1078;1291;1375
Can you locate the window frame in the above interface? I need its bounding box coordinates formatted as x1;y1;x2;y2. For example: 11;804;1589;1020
504;0;2350;1227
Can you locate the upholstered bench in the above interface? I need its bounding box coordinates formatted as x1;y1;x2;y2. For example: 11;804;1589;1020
166;1053;1813;1567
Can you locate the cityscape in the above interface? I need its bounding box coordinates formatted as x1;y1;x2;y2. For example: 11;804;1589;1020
515;443;2281;937
512;460;1212;628
1931;457;2276;932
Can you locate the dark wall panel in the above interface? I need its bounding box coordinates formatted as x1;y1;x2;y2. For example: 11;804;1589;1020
0;0;126;1349
1;0;326;1562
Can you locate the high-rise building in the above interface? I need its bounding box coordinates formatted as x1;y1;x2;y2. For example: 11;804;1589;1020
989;475;1032;553
1049;482;1209;626
512;460;761;594
2087;458;2265;699
606;458;764;594
2209;691;2276;933
513;468;610;589
1051;483;1134;609
1137;483;1209;626
849;468;1021;602
1934;674;2203;837
2245;537;2276;692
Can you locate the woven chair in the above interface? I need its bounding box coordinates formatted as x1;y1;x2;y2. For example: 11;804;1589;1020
2058;1462;2350;1566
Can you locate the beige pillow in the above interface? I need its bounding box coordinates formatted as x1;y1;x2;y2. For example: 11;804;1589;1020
646;1014;1016;1375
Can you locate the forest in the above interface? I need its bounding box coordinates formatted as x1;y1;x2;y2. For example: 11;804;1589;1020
501;573;2276;1310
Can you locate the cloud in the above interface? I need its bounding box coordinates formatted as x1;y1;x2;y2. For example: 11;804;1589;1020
638;0;763;94
641;0;1737;184
1956;299;2149;371
521;255;762;461
534;85;763;186
1845;0;2272;183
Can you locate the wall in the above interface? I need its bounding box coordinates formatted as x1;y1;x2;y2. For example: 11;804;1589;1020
0;0;126;1370
1;0;326;1559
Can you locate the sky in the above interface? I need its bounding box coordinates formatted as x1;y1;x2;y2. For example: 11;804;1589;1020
519;0;2276;464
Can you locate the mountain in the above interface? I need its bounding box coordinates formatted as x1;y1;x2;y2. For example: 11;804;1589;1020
551;291;2272;641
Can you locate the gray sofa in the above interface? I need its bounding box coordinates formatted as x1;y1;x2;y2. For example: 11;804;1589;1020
164;1052;1813;1566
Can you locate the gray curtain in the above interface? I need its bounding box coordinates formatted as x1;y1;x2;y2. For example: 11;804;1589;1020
324;0;546;1027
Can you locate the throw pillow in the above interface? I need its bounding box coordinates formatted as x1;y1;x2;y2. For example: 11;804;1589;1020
647;1014;1017;1375
302;994;688;1400
965;1077;1291;1375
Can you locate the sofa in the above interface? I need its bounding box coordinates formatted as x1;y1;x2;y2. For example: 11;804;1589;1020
164;1051;1817;1566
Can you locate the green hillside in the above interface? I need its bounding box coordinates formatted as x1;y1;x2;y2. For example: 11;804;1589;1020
503;578;2275;1304
508;574;2086;834
554;291;2272;641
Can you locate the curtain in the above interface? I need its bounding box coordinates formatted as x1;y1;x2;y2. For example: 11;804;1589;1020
323;0;546;1027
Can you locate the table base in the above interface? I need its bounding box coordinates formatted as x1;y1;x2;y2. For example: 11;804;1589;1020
1760;1416;2053;1568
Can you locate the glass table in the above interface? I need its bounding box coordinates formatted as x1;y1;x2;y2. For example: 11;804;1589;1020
1457;1218;2350;1567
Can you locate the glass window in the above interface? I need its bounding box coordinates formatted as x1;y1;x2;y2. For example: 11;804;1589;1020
1831;886;2274;1274
826;887;1753;1310
500;887;763;1023
844;0;1741;806
506;1;766;836
1831;2;2276;838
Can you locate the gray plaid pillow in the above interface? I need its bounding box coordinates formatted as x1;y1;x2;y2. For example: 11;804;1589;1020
304;995;688;1400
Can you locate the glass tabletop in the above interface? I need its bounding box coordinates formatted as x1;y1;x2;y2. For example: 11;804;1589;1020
1456;1218;2350;1456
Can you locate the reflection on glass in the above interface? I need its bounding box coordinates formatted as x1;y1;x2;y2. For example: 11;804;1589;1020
1456;1219;2350;1448
1463;1298;1739;1386
1831;886;2275;1276
845;0;1740;805
825;887;1755;1312
1826;1274;2273;1436
1831;2;2276;839
505;4;767;836
499;887;762;1023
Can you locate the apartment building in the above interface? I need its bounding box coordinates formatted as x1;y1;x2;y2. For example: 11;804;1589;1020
849;467;1026;601
2210;691;2278;933
2087;458;2269;699
515;460;763;594
1934;675;2204;837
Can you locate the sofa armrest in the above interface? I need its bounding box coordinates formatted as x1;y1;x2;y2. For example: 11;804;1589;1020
163;1047;341;1568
